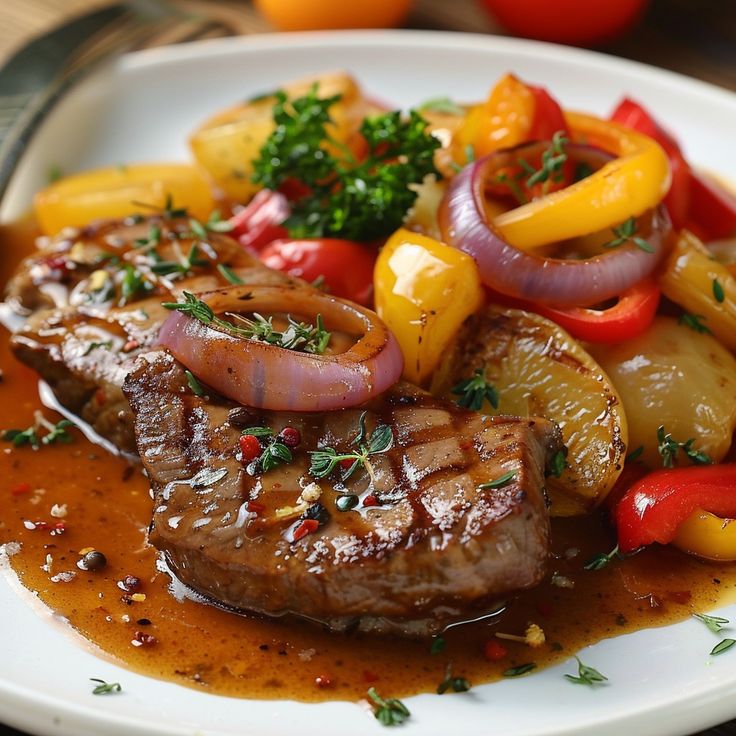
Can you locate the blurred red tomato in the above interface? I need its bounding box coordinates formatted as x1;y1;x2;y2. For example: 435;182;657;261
255;0;413;31
479;0;648;46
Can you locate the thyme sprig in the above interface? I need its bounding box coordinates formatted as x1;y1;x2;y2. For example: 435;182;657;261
309;412;393;482
521;131;569;189
162;292;331;354
90;678;122;695
451;368;499;411
150;243;209;279
564;656;608;686
693;613;730;634
602;216;654;253
366;687;411;727
583;544;621;571
656;425;712;468
3;416;76;448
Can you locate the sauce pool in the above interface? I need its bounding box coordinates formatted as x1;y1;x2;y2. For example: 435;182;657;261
1;217;735;703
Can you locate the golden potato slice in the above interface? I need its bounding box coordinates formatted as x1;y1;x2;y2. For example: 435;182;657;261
189;72;372;202
432;305;628;516
588;316;736;470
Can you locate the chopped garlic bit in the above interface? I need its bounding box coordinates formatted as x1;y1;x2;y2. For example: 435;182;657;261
131;593;146;603
274;502;308;520
41;553;53;573
496;622;546;648
551;573;575;589
298;482;322;505
298;648;316;662
50;503;68;519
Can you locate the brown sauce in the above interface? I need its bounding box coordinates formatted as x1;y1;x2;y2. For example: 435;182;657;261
1;218;735;703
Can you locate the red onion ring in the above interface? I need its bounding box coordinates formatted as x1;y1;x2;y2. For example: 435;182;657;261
439;144;672;307
158;284;404;411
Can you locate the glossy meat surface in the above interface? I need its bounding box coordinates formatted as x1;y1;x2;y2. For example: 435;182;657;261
6;216;293;451
124;351;563;635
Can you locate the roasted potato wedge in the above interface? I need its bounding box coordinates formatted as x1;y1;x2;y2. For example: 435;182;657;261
588;316;736;469
189;72;373;202
432;305;628;516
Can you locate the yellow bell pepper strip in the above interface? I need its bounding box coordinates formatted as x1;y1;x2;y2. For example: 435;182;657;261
658;229;736;352
672;509;736;562
374;228;484;385
615;464;736;558
454;74;569;164
34;163;215;235
491;113;671;251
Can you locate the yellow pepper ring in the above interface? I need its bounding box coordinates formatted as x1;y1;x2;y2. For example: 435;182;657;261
672;509;736;562
491;113;672;251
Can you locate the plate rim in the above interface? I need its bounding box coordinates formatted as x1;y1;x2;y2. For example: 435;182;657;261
2;28;736;736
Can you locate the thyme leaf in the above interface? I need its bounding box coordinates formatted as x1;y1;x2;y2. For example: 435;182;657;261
367;687;411;727
478;471;516;489
451;368;499;411
436;663;471;694
711;639;736;656
679;312;712;334
502;663;537;677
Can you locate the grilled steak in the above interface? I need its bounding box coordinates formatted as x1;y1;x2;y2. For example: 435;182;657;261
123;351;563;636
6;215;294;451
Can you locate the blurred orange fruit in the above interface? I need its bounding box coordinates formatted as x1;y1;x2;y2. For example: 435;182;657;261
254;0;413;31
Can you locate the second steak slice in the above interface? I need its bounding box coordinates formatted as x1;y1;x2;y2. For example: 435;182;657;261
124;352;562;636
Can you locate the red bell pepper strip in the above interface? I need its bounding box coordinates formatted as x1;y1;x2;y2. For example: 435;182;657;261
615;464;736;554
533;279;660;344
485;279;660;344
528;85;569;142
687;171;736;240
228;189;290;253
611;97;736;240
610;98;690;228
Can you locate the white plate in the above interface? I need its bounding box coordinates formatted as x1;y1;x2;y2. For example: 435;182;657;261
2;29;736;736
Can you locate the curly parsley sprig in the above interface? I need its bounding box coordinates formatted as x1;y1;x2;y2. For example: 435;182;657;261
252;85;441;241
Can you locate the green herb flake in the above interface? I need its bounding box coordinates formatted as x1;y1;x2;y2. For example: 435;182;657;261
711;638;736;656
41;419;76;445
626;445;644;463
436;663;471;694
549;449;567;478
478;471;516;490
502;663;537;678
217;263;244;285
713;278;726;303
90;678;122;695
693;613;730;634
451;368;499;411
184;370;204;397
418;96;465;116
564;656;608;686
83;340;113;356
2;427;40;448
678;312;712;335
430;636;446;655
367;687;411;727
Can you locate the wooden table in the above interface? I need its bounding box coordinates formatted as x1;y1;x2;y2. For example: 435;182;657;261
1;1;736;735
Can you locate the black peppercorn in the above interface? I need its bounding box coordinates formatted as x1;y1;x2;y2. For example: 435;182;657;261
303;502;330;526
77;550;107;571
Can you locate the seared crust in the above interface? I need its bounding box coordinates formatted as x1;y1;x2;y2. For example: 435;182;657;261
124;352;563;636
